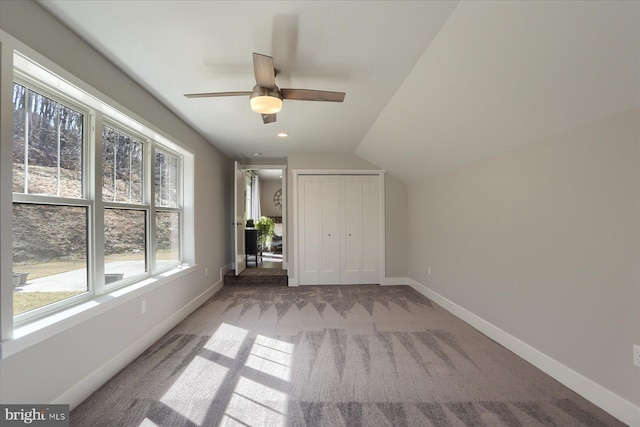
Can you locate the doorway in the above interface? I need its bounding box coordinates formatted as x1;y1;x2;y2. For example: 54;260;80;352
243;167;286;270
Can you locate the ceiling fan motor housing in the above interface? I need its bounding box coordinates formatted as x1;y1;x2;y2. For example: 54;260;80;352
250;85;282;114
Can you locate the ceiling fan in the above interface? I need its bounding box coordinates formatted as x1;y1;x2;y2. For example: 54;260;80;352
184;53;345;124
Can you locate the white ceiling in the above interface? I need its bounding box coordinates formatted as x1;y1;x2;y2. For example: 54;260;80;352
252;169;283;181
39;0;458;161
39;1;639;183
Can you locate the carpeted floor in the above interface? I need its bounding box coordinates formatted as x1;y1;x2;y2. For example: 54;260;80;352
224;268;288;286
235;269;288;277
71;285;623;426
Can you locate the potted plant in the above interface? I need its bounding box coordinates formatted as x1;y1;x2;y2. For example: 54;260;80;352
13;272;28;288
255;216;274;251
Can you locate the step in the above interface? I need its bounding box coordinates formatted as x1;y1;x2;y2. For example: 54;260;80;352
224;268;288;286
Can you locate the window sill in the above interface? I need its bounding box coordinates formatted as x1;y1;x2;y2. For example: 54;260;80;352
1;264;196;359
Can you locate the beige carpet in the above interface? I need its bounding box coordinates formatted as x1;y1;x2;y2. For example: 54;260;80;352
71;285;623;426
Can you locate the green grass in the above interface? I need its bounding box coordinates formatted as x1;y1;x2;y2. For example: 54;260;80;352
13;259;86;280
13;250;178;315
15;251;176;281
14;291;84;315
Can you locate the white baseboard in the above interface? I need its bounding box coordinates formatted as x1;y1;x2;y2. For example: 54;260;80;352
290;277;411;287
408;279;640;426
381;277;411;286
55;279;224;410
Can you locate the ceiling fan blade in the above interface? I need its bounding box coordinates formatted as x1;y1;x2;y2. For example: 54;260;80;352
253;53;276;89
262;113;277;124
184;91;251;98
280;88;345;102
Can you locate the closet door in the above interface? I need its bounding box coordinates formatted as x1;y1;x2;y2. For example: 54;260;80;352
299;176;340;285
341;176;380;284
298;174;380;285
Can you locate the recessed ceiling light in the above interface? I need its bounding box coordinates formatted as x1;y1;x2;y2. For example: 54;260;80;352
252;152;262;157
277;132;288;138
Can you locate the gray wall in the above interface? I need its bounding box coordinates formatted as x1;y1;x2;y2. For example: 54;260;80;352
407;108;640;407
260;178;282;218
0;0;231;406
384;173;408;278
286;152;409;281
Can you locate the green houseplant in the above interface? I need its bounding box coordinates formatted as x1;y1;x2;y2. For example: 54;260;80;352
255;216;274;251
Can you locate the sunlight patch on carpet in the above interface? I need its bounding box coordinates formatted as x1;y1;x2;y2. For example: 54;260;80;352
204;323;249;359
246;335;294;381
224;377;289;426
160;355;230;425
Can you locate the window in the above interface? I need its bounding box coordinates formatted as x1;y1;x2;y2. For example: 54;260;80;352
245;176;252;222
12;204;88;316
103;207;147;283
155;149;179;208
10;56;188;325
12;83;83;198
102;125;147;285
102;126;143;204
154;149;181;270
155;210;180;269
12;83;89;318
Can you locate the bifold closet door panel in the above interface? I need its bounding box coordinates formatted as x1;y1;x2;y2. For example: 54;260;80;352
320;178;340;283
299;177;320;285
342;176;380;284
299;176;340;285
341;177;364;284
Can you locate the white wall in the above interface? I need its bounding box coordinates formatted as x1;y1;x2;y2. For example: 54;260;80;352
287;152;379;170
0;0;231;407
408;109;640;416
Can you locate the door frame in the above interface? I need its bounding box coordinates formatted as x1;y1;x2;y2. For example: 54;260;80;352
237;164;288;270
233;161;247;275
291;169;386;287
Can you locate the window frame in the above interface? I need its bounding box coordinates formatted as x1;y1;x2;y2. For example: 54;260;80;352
8;52;187;328
12;73;91;200
151;145;184;274
11;77;95;326
12;200;94;324
101;120;147;205
100;119;152;290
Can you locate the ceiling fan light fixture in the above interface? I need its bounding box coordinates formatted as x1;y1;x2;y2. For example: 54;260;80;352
250;88;282;114
185;53;345;125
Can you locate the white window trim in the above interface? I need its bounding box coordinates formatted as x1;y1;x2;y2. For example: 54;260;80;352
100;121;152;293
151;145;184;274
11;80;96;327
3;265;196;359
0;32;195;346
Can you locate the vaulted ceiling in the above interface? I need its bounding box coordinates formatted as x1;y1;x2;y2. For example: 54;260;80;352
40;1;639;183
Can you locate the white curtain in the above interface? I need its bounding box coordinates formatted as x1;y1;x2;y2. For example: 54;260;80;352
250;175;261;220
